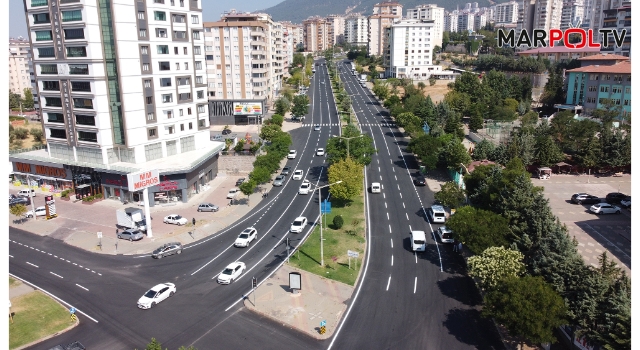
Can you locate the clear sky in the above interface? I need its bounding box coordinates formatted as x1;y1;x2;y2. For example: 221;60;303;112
9;0;285;38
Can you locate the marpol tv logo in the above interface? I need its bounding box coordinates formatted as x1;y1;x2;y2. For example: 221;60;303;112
497;20;627;49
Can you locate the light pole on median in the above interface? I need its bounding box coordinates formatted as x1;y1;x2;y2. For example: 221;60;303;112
332;134;364;158
310;180;343;267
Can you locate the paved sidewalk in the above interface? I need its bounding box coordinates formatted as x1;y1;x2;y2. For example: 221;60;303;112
244;264;353;340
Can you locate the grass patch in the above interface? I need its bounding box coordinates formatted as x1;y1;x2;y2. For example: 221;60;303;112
288;193;366;286
9;277;20;287
9;291;71;349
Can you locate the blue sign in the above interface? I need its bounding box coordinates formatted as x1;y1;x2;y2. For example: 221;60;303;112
320;320;327;327
321;200;331;214
422;122;430;134
69;307;76;314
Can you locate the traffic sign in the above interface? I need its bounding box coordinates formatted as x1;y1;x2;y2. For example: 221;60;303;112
69;307;76;314
320;320;326;327
97;232;102;239
347;250;359;258
321;200;331;214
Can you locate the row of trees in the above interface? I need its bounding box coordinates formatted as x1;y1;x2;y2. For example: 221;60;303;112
327;125;375;203
9;89;34;110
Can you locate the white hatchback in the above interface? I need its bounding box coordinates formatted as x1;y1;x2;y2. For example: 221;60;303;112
292;170;304;180
217;262;246;284
137;283;176;309
316;148;325;156
299;180;311;195
234;227;257;247
290;217;308;233
287;150;297;159
25;206;47;218
227;188;240;199
589;203;621;215
163;214;188;226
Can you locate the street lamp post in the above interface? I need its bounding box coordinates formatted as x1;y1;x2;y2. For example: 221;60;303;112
311;180;343;267
333;134;364;158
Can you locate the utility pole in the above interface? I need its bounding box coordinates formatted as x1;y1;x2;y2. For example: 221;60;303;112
333;134;364;158
311;180;343;267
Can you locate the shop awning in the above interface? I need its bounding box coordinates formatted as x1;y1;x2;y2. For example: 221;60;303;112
12;172;71;182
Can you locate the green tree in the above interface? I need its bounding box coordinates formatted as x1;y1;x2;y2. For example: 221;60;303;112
472;139;495;161
467;246;525;290
372;81;389;101
428;76;436;86
575;136;601;170
22;88;34;109
30;128;44;144
417;81;426;91
249;166;271;185
327;157;363;202
9;90;21;109
439;138;471;170
468;107;484;132
274;97;290;116
10;203;28;221
521;111;538;126
239;179;256;206
326;124;376;166
483;276;567;344
407;134;443;170
445;206;510;254
13;128;29;140
434;181;466;209
291;94;309;118
270;114;284;127
535;135;564;167
259;124;281;142
144;338;164;350
599;128;631;168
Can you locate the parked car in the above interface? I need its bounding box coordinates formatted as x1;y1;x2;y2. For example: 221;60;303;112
413;175;426;186
234;227;257;247
316;148;325;156
222;128;232;135
152;242;183;259
437;226;454;243
197;203;219;212
9;196;30;207
290;216;308;233
17;189;36;198
273;175;286;187
117;228;144;241
163;214;188;225
48;341;85;350
137;283;176;309
292;170;304;180
287;150;297;159
281;166;292;175
236;178;246;186
620;196;631;208
571;193;601;205
605;192;627;204
217;262;246;284
9;194;16;201
227;188;240;199
589;203;621;215
24;206;47;218
298;180;311;195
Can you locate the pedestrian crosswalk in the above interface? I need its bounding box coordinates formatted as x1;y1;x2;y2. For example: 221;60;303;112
302;123;396;127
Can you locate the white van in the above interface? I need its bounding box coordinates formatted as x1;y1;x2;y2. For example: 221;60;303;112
371;182;381;193
428;205;447;223
437;226;454;243
410;230;426;252
17;189;36;198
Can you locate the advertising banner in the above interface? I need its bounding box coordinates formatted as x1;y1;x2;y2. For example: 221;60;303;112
233;102;262;115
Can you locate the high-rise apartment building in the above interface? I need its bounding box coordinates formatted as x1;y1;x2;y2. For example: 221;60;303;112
368;1;403;56
326;15;345;47
405;5;444;47
15;0;221;207
457;12;475;32
9;38;36;100
560;0;584;29
281;21;304;52
516;0;536;36
444;11;460;32
344;15;369;46
474;12;487;30
387;19;441;79
494;1;519;24
302;16;329;52
532;0;563;32
601;1;630;56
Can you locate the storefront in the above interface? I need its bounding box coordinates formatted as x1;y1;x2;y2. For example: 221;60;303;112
100;173;133;202
67;165;103;200
185;154;217;200
11;161;73;193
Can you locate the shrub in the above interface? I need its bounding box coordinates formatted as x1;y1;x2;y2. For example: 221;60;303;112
333;215;344;229
94;193;103;199
61;190;70;198
13;128;29;140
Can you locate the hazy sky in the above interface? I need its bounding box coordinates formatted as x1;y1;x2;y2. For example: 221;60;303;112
9;0;284;38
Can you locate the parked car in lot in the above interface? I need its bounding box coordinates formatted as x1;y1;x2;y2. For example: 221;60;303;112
117;228;144;241
589;203;621;215
236;178;246;186
273;175;286;187
287;150;297;159
571;193;601;205
152;242;183;259
413;175;426;186
163;214;188;225
605;192;627;204
25;206;47;218
217;262;246;284
197;203;219;212
222;128;232;135
281;166;292;175
290;216;308;233
437;226;454;243
292;170;304;180
227;188;240;199
620;196;631;208
17;189;36;197
10;196;30;207
298;180;311;195
137;282;176;309
48;341;85;350
234;227;257;247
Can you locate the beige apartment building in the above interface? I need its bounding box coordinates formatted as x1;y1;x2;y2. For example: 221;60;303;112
326;15;345;47
9;38;35;99
405;5;444;48
369;1;403;56
303;16;329;52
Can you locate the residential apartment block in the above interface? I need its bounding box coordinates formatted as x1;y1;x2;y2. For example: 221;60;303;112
9;37;36;100
344;15;369;46
387;19;441;80
600;1;630;56
494;1;519;24
560;0;584;29
369;1;403;56
302;16;329;52
405;4;444;47
326;15;345;47
532;0;563;33
565;60;630;118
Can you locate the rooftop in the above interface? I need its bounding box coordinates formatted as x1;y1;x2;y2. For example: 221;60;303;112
518;46;601;55
566;61;631;74
578;53;629;61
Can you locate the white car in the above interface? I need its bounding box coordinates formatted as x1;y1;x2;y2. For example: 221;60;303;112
226;188;240;199
437;226;454;243
314;124;321;131
137;283;176;309
371;182;381;193
234;227;257;247
589;203;621;215
290;216;308;233
299;180;311;195
163;214;188;226
316;148;325;156
292;170;304;180
620;197;631;208
217;262;246;284
24;206;47;218
287;150;297;159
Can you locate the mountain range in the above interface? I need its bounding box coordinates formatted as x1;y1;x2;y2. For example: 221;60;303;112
261;0;492;23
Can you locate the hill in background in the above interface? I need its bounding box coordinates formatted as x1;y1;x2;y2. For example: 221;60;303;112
261;0;492;23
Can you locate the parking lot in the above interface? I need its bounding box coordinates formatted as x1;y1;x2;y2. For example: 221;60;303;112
536;174;631;276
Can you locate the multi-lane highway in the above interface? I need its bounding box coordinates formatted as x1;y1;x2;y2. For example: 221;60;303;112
10;58;503;349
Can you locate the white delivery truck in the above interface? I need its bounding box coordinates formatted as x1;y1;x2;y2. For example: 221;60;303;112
360;74;367;82
116;207;147;231
350;62;356;71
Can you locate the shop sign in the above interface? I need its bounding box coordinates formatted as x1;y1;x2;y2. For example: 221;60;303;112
61;80;76;146
14;162;67;178
48;0;64;59
233;102;262;115
159;180;179;191
105;179;126;186
127;169;160;191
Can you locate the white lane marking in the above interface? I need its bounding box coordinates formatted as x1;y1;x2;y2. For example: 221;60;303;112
414;277;417;294
9;255;13;258
50;272;63;278
75;284;89;291
35;249;39;251
397;184;400;190
406;213;409;220
383;193;386;199
386;276;391;291
402;202;405;208
73;263;77;265
378;167;381;172
9;273;98;323
409;225;412;231
415;252;418;264
390;239;393;248
392;167;395;172
399;193;402;199
389;225;392;233
387;212;389;220
391;255;394;266
26;262;38;268
394;175;397;181
385;202;387;208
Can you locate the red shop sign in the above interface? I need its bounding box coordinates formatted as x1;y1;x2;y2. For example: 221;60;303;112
105;179;124;186
159;181;179;191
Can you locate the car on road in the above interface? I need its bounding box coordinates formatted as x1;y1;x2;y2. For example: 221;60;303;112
605;192;627;204
48;341;86;350
316;148;325;156
10;196;30;207
281;166;292;175
589;203;621;215
320;81;325;84
217;262;246;284
17;189;36;197
197;203;219;212
118;228;144;241
234;227;257;247
620;196;631;208
410;230;427;252
236;178;246;186
571;193;601;205
292;170;304;180
428;205;447;223
371;182;381;193
222;128;232;135
299;180;311;195
137;282;176;309
314;124;321;131
163;214;188;225
24;206;47;218
227;188;240;199
273;175;286;187
413;175;426;186
287;150;297;159
437;226;454;243
152;242;183;259
290;216;308;233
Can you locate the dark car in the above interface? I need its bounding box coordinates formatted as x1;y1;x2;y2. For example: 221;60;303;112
48;341;85;350
222;128;232;135
197;203;219;212
117;228;144;241
152;242;183;259
236;178;246;186
9;196;30;207
571;193;601;205
281;166;292;175
413;175;426;186
9;194;16;201
606;192;627;204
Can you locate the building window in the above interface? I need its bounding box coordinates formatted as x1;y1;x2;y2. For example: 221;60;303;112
45;97;62;107
195;76;203;84
206;55;213;60
64;28;84;40
148;128;157;138
35;30;53;41
156;28;167;38
40;64;58;74
33;13;50;24
625;87;630;94
197;90;204;99
166;110;173;119
137;11;145;20
623;99;629;106
192;30;201;40
73;98;93;109
193;46;201;55
69;64;89;74
75;114;95;126
38;47;55;58
168;126;175;134
147;113;154;121
184;62;188;70
31;0;48;7
187;107;192;115
159;61;171;71
140;29;147;37
154;0;164;3
50;129;67;139
195;61;202;70
154;11;166;21
42;81;60;91
146;96;153;104
47;113;64;123
162;94;173;103
61;10;82;22
173;14;186;23
191;15;199;24
188;122;193;130
160;77;172;87
179;109;183;116
174;31;186;39
142;63;150;71
183;47;188;55
197;105;205;113
198;119;205;127
71;81;91;92
600;86;609;93
178;93;191;101
140;46;149;55
180;124;184;131
66;46;87;57
157;45;169;54
175;62;180;70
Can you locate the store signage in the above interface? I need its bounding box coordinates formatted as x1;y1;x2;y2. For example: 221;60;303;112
233;102;262;115
14;162;67;178
127;170;160;191
159;181;179;191
48;0;64;59
61;80;76;146
105;179;126;186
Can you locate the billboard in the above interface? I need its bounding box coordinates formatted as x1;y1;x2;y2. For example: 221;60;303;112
127;170;160;191
233;102;262;115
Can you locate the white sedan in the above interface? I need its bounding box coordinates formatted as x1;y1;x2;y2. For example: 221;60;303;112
298;180;311;195
137;283;176;309
287;150;297;159
292;170;304;180
316;148;325;156
163;214;188;225
234;227;257;247
226;188;240;199
217;262;246;284
25;206;47;218
290;216;308;233
589;203;621;215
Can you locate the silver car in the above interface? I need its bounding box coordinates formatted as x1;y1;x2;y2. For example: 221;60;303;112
273;175;286;187
197;203;219;212
118;228;144;241
589;203;621;215
152;242;183;259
